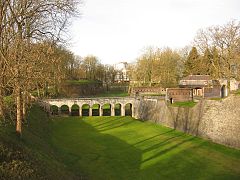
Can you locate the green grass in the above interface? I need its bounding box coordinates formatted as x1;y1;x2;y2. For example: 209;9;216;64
50;116;240;180
66;79;101;85
102;104;111;109
96;91;129;97
0;105;82;179
171;101;197;107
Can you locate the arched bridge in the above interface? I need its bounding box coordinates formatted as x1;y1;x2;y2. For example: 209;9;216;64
39;97;136;117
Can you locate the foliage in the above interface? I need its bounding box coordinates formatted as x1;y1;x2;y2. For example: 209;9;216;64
193;20;240;79
102;104;111;109
82;104;90;110
74;56;117;83
130;47;183;88
92;104;100;110
184;47;200;76
0;0;80;134
50;116;240;179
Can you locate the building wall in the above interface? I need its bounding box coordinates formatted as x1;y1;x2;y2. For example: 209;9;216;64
133;95;240;149
230;79;240;91
131;87;166;95
204;86;221;98
166;88;193;102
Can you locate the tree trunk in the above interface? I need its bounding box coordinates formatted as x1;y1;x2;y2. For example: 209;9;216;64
0;87;4;120
22;91;26;122
16;85;22;136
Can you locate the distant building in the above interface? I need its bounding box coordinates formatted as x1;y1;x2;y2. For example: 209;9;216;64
179;75;226;98
114;62;130;82
130;87;166;96
166;75;230;103
166;88;193;103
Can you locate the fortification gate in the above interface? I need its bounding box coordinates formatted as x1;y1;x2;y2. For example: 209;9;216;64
39;97;136;117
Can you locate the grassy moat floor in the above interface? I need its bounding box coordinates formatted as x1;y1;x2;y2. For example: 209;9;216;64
51;116;240;180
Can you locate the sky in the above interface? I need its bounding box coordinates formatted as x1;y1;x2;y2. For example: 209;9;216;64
68;0;240;64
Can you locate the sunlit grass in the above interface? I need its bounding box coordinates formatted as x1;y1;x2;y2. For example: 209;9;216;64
171;101;197;107
96;91;129;97
51;116;240;180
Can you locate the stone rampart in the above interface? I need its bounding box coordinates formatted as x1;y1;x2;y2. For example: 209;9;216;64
40;95;240;148
134;95;240;149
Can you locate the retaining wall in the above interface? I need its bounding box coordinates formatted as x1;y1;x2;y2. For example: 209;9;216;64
134;95;240;149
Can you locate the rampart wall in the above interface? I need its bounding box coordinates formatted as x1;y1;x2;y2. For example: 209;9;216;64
134;95;240;149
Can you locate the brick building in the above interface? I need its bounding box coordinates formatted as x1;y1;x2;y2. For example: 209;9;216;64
166;88;193;103
130;87;166;96
179;75;225;98
166;75;229;103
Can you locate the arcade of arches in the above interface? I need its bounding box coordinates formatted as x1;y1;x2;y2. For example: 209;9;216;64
50;103;132;116
43;97;135;117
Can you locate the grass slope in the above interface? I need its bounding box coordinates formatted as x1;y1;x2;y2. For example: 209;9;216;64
51;116;240;180
95;91;129;97
0;106;83;179
171;101;197;107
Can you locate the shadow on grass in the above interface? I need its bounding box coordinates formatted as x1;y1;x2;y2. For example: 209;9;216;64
98;120;134;132
142;136;195;163
51;118;142;179
51;117;240;180
142;133;186;153
133;130;175;146
92;116;125;128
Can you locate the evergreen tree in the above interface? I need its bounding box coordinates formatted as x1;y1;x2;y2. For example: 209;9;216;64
201;48;212;75
184;47;200;76
211;47;221;78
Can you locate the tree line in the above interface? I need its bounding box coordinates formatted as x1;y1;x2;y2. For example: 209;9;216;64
66;55;118;84
129;20;240;88
0;0;80;135
0;3;239;137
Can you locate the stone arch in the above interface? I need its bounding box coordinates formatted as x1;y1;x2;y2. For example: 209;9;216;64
114;103;122;116
92;104;100;116
71;104;80;116
82;104;90;116
60;105;70;115
103;103;111;116
125;103;132;116
50;105;58;115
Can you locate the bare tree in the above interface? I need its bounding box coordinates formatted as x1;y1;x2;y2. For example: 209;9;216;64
0;0;80;135
194;20;240;79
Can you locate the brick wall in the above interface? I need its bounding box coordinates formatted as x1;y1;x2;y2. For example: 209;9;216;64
166;88;193;102
131;87;165;95
204;86;221;98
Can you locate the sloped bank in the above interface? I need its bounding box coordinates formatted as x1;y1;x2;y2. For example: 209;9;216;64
0;105;84;179
134;95;240;149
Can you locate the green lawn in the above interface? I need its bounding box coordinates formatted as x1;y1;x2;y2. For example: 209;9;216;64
171;101;197;107
96;91;129;97
66;79;102;85
50;116;240;180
